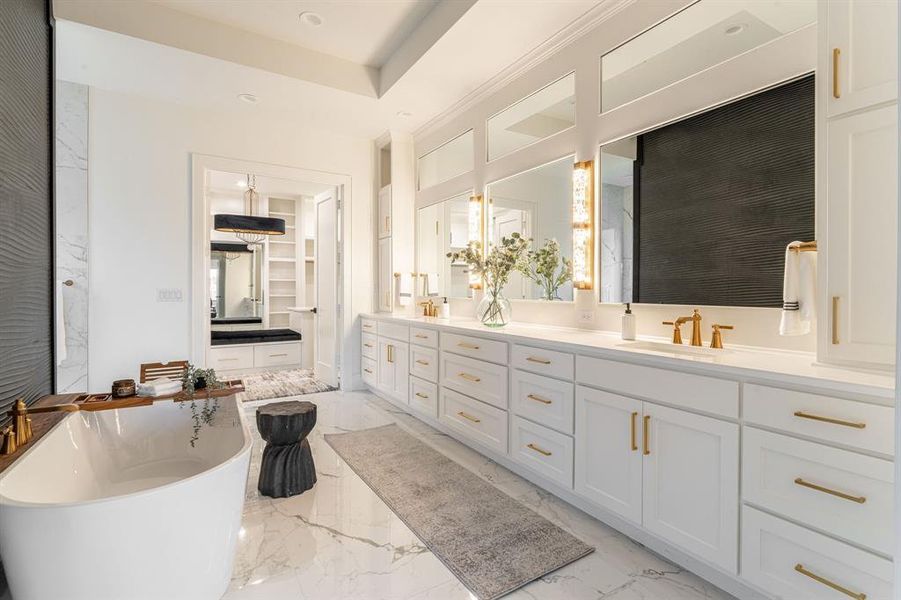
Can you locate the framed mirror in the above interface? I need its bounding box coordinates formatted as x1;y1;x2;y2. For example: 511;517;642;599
210;242;263;325
416;191;473;299
487;155;574;301
600;74;815;307
487;73;576;161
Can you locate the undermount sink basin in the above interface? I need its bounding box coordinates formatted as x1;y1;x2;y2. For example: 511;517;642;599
618;340;732;357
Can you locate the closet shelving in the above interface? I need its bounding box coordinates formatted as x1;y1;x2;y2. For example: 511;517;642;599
266;197;298;329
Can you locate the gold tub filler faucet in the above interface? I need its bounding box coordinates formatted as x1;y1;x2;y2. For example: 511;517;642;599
2;399;79;456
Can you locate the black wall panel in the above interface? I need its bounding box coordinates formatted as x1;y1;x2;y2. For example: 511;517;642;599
0;0;54;416
635;75;815;307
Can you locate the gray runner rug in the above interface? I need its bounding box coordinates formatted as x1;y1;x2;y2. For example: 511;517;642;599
324;423;594;600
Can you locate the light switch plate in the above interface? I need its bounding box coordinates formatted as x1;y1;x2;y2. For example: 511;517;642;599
157;288;183;302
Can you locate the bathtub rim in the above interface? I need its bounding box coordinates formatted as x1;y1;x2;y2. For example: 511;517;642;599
0;394;252;509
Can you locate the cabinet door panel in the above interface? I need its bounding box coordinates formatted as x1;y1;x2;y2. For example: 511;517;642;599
378;185;392;238
377;339;395;392
826;0;898;117
574;386;642;524
378;238;392;311
825;106;897;366
393;342;409;403
642;403;739;573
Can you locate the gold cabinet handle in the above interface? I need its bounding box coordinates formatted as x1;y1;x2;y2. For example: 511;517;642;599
387;344;394;364
364;343;373;348
458;411;480;423
363;368;373;374
630;411;638;451
526;356;551;365
385;215;390;230
457;341;480;350
415;359;430;366
363;324;374;329
527;443;552;457
415;392;429;399
832;48;841;99
795;564;865;600
794;478;867;504
832;296;840;344
526;393;552;405
642;415;650;455
415;334;429;339
269;353;288;358
459;372;481;382
793;411;866;429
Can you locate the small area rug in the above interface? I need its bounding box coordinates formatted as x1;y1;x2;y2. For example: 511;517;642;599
238;369;335;402
324;423;594;600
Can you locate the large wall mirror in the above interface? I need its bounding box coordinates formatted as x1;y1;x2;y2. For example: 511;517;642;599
417;191;473;299
487;155;574;301
600;74;815;307
210;242;263;323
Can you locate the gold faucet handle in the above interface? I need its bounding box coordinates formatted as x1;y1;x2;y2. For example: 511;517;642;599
710;324;734;349
1;427;16;456
662;321;684;344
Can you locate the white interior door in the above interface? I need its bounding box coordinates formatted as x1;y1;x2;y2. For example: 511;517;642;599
315;189;338;387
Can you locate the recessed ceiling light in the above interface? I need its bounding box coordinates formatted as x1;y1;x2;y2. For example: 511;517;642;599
396;110;412;118
235;179;247;188
237;93;258;104
725;23;747;36
299;11;323;27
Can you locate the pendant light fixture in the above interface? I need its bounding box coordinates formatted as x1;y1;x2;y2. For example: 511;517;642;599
214;174;286;246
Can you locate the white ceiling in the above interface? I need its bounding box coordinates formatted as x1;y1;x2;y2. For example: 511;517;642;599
152;0;439;67
53;0;608;139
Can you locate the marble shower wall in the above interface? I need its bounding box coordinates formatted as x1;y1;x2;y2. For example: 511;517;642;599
55;81;89;393
600;183;633;304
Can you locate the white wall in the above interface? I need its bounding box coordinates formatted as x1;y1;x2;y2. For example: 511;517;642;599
88;88;372;389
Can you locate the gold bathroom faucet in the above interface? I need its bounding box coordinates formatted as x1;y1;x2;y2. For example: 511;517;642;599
662;309;703;346
2;399;79;456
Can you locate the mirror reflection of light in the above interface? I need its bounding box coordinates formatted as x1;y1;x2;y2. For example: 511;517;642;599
238;526;246;540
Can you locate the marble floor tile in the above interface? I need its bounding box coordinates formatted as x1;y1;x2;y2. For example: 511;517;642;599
222;390;735;600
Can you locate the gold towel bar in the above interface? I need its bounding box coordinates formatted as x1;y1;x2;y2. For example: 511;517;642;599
789;241;817;252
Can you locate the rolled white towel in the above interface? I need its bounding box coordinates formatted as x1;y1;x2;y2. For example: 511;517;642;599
779;241;817;336
136;378;183;397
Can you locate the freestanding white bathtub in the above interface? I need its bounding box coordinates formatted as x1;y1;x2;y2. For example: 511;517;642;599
0;395;252;600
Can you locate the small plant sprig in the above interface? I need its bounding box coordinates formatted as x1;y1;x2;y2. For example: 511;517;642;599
179;364;226;447
519;238;572;301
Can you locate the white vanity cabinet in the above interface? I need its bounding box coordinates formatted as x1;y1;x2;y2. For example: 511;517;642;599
824;0;898;118
359;315;894;600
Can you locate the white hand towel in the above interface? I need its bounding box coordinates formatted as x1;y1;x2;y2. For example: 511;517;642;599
779;241;817;336
424;273;440;297
56;280;67;365
137;378;183;397
398;273;413;307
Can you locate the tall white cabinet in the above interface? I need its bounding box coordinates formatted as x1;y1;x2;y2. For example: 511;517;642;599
818;0;898;368
375;133;415;314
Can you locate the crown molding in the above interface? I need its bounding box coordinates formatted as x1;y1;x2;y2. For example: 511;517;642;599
412;0;635;143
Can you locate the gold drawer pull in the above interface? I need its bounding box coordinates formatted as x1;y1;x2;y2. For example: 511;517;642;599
364;343;373;348
795;564;865;600
415;359;430;366
794;478;866;504
526;356;551;365
363;368;373;374
630;411;638;451
387;345;394;364
527;443;552;457
457;341;480;350
270;353;288;357
832;296;840;344
793;411;866;429
459;372;481;382
415;334;429;339
643;415;650;455
363;324;374;329
415;392;429;399
526;394;552;405
458;411;481;423
832;48;841;99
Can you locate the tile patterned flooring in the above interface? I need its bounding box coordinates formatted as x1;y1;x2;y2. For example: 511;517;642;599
223;391;735;600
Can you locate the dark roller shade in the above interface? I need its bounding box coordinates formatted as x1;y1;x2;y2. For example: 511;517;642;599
635;74;815;307
0;0;55;418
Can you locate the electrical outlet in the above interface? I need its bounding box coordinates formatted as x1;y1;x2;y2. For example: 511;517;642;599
157;288;183;302
578;310;594;323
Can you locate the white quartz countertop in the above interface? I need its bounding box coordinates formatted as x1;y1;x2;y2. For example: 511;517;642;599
362;313;895;400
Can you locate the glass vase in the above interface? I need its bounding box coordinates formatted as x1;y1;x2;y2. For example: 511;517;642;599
477;289;512;327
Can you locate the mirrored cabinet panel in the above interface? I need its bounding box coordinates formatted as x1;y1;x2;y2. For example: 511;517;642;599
600;75;814;307
487;73;575;161
487;155;574;301
210;242;263;323
417;130;474;190
600;0;816;112
416;191;473;299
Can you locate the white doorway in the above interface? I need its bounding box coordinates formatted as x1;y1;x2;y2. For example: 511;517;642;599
191;154;351;389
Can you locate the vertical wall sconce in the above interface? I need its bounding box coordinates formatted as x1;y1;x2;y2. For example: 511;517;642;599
468;194;484;289
572;160;594;290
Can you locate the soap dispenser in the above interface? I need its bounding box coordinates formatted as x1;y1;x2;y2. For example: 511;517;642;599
621;303;635;340
440;297;450;319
